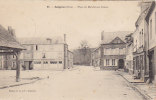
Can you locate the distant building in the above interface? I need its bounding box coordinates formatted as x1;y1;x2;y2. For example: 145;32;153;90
91;47;100;67
125;33;134;74
92;31;128;70
68;50;73;69
15;34;73;70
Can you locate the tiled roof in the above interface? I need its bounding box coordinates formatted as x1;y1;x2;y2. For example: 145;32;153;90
0;25;24;50
101;31;131;44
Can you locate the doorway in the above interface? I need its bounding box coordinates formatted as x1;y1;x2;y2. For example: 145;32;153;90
118;59;124;69
149;50;154;82
24;61;33;70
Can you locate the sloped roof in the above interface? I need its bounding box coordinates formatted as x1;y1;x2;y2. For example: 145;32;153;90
0;25;24;50
18;36;65;45
109;37;125;44
145;1;155;21
101;31;131;44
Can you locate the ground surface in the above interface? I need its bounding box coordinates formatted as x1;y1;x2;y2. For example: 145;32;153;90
0;66;145;100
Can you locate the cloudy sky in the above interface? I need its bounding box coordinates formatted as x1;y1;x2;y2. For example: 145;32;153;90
0;0;140;50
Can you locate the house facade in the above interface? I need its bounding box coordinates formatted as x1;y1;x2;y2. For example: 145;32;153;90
15;34;73;71
145;1;156;83
125;33;134;74
132;5;149;81
92;32;127;70
100;37;126;70
124;1;156;84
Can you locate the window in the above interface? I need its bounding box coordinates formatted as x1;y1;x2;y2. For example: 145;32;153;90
106;59;109;66
43;61;48;64
59;61;62;64
150;19;152;39
34;61;41;64
50;61;57;64
36;45;38;50
112;59;115;66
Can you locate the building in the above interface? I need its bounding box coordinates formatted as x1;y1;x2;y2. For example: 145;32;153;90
125;33;134;74
92;31;128;70
0;26;23;70
91;47;100;67
145;1;156;83
67;50;73;69
0;25;24;81
131;2;151;82
16;34;73;70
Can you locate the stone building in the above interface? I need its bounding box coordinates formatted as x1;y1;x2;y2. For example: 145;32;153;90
92;31;128;70
16;34;73;70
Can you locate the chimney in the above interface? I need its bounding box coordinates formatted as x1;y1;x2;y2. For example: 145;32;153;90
64;34;66;43
101;31;104;43
8;26;16;39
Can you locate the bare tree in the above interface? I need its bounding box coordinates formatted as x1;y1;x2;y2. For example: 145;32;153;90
79;40;90;65
79;40;89;49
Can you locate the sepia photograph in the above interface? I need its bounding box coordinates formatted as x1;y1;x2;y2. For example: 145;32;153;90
0;0;156;100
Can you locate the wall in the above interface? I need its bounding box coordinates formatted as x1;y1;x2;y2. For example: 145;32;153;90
149;8;156;49
125;44;133;74
68;51;73;69
148;6;156;83
20;43;65;70
104;48;125;55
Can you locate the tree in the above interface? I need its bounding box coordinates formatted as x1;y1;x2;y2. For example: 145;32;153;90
79;40;90;65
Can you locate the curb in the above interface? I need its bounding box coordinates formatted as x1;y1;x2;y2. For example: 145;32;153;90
0;77;42;89
118;72;152;100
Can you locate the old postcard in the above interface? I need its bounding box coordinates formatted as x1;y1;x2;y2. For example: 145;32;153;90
0;0;156;100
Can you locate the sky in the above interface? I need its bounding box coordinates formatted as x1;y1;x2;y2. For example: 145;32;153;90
0;0;140;50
